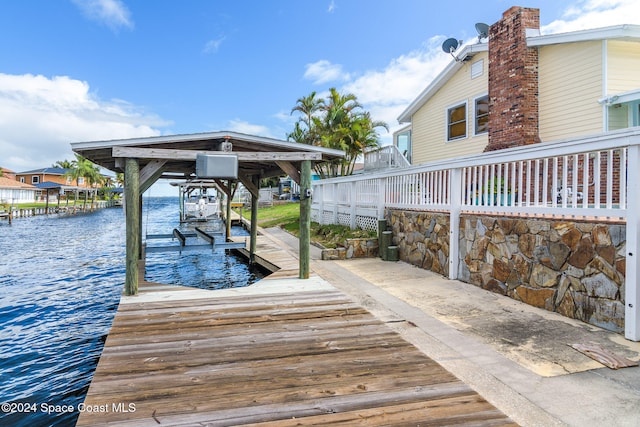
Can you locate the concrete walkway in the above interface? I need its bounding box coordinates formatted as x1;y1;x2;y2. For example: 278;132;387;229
261;227;640;427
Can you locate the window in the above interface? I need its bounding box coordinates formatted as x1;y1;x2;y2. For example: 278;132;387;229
396;130;412;164
20;177;25;183
31;176;40;184
78;177;85;185
474;95;489;135
447;102;467;141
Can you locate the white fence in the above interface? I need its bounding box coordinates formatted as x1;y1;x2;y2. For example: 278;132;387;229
312;128;640;340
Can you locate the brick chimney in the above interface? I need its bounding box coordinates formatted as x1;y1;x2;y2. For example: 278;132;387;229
485;6;540;151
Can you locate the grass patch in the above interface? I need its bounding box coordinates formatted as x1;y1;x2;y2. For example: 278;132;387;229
235;202;377;248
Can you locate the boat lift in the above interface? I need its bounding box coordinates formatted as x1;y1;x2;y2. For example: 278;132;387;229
145;226;246;253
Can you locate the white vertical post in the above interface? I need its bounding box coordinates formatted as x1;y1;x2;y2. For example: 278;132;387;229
317;183;324;225
378;177;385;219
332;183;338;224
350;181;357;229
449;167;462;280
626;145;640;341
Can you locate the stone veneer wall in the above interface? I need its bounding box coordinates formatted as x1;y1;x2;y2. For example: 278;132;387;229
321;238;379;260
387;210;451;277
459;216;626;332
386;209;627;334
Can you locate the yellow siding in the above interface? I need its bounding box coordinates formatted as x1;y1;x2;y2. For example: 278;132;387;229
539;41;603;142
412;52;489;165
607;40;640;93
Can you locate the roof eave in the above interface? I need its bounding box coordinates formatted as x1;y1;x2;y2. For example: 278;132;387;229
397;43;487;124
528;24;640;47
71;130;345;159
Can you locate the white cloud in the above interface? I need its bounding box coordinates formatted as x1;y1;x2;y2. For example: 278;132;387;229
542;0;640;33
204;36;226;54
227;119;275;138
0;73;167;172
304;60;351;85
328;0;336;13
72;0;134;31
338;36;450;132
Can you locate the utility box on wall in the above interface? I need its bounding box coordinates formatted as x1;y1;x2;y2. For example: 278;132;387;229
196;154;238;179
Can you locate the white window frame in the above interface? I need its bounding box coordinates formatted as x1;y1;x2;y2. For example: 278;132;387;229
31;176;40;184
473;94;489;136
446;100;468;142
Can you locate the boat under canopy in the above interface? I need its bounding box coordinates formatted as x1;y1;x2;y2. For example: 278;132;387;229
172;180;221;223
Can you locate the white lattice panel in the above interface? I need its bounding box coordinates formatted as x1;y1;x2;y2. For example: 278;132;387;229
356;215;378;231
337;213;351;226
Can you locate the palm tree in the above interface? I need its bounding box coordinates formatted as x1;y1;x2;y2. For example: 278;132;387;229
343;112;388;175
289;88;387;178
52;159;74;169
66;154;104;211
291;92;324;134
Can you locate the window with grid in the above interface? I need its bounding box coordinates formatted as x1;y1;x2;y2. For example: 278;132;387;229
447;103;467;141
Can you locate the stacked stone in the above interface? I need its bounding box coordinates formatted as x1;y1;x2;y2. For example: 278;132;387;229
387;210;451;277
459;216;625;332
320;238;378;260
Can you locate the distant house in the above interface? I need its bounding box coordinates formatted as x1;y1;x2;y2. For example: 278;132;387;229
396;6;640;165
15;167;104;202
0;168;36;203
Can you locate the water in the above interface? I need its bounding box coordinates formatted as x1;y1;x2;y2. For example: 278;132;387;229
143;197;263;290
0;197;264;426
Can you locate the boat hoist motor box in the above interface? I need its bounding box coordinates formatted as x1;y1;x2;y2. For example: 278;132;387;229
196;154;238;179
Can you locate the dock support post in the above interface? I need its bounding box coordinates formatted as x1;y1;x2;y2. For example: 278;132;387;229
299;160;311;279
226;189;232;240
249;176;259;264
125;158;140;296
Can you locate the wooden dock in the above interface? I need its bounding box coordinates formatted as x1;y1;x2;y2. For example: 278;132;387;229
77;232;515;426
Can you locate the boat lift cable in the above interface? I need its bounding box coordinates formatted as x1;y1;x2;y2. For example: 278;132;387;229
144;187;151;239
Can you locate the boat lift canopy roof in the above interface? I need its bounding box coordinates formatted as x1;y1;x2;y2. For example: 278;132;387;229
71;130;344;189
70;130;344;295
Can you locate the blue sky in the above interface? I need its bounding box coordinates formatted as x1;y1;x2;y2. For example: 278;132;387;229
1;0;639;195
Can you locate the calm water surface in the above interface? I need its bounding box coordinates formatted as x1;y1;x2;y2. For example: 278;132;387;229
0;197;262;426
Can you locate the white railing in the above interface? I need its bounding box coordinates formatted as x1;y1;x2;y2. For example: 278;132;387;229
364;145;411;172
312;128;640;340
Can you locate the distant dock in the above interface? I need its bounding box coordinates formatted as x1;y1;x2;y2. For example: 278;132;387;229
77;231;515;426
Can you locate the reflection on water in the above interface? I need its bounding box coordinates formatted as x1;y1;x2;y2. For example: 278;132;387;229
0;197;264;426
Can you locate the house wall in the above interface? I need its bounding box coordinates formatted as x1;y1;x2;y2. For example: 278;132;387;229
607;40;640;93
538;41;603;141
16;173;89;187
411;52;489;165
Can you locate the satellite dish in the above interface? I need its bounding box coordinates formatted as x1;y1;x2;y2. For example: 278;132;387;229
441;38;459;54
475;22;489;40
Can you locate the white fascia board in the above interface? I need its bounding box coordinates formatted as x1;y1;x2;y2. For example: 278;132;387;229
397;43;488;124
528;24;640;47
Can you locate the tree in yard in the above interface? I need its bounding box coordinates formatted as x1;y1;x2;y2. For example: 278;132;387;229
288;88;387;178
65;154;104;210
52;159;74;169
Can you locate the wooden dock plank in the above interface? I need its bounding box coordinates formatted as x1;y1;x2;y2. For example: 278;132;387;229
77;281;516;426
